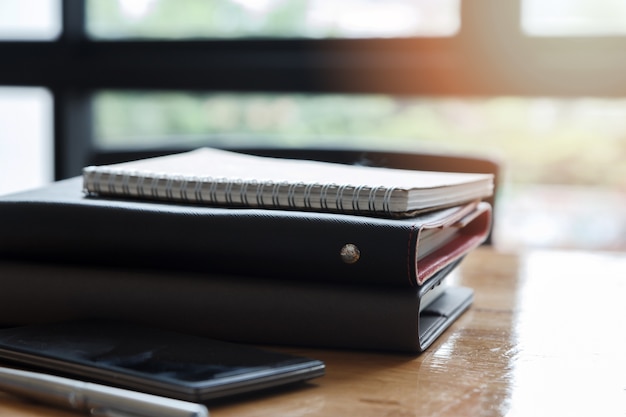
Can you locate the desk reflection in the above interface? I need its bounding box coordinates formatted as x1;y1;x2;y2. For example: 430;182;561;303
506;250;626;416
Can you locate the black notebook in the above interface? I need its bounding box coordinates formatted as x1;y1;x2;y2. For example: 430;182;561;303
0;177;491;287
0;257;470;353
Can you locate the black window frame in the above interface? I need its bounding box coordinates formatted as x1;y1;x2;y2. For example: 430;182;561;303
1;0;626;179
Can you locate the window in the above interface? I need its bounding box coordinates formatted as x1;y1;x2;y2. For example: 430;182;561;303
0;0;57;193
87;0;460;39
523;0;626;36
0;88;53;195
0;0;61;40
2;0;625;251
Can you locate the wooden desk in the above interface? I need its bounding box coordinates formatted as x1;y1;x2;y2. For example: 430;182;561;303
2;247;625;416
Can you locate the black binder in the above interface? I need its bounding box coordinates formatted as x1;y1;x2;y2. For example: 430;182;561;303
0;258;471;353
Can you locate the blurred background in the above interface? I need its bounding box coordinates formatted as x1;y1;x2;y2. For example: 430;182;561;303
1;0;625;251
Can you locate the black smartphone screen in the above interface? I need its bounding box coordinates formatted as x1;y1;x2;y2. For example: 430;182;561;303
0;319;324;401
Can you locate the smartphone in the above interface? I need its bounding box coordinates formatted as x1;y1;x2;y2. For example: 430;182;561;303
0;319;325;402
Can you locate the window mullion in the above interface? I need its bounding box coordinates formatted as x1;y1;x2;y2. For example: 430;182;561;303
60;0;86;42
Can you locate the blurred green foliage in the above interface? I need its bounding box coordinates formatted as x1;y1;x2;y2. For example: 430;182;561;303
94;92;626;187
88;0;314;39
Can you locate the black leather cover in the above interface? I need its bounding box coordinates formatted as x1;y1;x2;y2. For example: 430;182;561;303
0;177;490;287
0;258;470;353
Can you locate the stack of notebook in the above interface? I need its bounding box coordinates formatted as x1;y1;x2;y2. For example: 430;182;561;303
0;148;494;353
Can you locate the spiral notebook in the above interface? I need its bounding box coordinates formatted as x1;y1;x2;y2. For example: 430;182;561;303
82;148;494;217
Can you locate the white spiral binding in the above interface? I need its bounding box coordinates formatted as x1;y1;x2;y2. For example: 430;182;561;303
352;185;366;212
92;170;103;194
193;177;204;203
287;183;299;209
224;180;235;205
335;184;348;212
303;183;315;209
179;177;189;202
320;183;334;210
107;172;117;194
164;177;174;200
208;178;221;204
84;169;397;216
256;182;267;206
240;180;254;205
121;173;131;196
382;186;395;215
136;174;145;198
367;186;380;213
150;176;160;199
271;182;284;208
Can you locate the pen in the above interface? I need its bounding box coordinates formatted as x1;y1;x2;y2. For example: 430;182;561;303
0;366;209;417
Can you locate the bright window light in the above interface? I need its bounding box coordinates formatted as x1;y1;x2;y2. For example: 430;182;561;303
0;88;54;195
0;0;61;40
523;0;626;36
87;0;460;39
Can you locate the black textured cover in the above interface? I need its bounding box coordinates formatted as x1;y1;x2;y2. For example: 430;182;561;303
0;258;470;353
0;177;489;287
